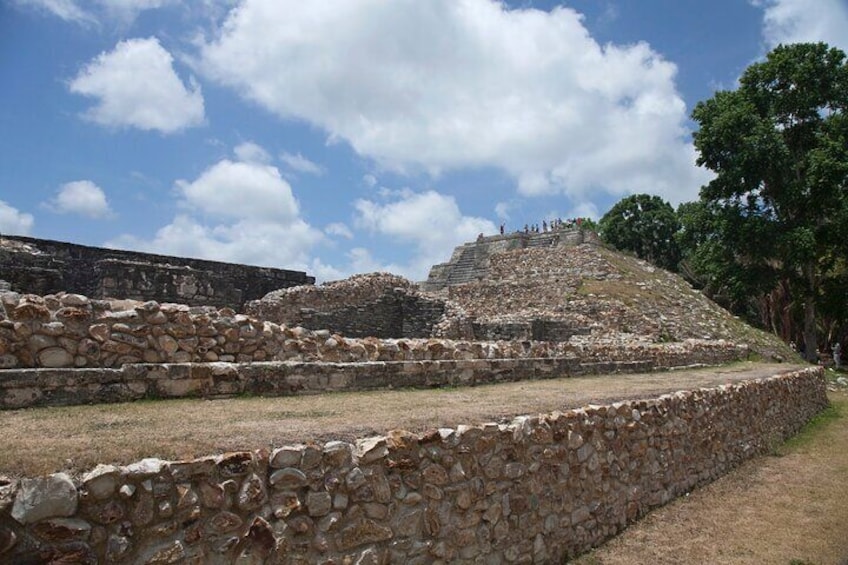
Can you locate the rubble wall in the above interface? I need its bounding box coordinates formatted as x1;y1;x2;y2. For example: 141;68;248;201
0;291;585;370
245;274;448;339
0;367;827;563
0;344;747;410
0;291;749;409
0;236;314;310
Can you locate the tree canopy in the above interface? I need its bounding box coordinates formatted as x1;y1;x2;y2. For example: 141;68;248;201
689;42;848;360
598;194;681;271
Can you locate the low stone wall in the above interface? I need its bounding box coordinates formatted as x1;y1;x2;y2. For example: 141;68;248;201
0;341;748;410
0;291;745;372
0;367;827;563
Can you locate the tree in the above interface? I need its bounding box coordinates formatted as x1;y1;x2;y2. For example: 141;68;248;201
598;194;681;271
691;42;848;361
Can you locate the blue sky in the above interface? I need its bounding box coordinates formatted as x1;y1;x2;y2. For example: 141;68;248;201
1;0;847;282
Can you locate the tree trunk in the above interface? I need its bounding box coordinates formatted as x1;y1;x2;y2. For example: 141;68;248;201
802;262;818;363
803;299;818;362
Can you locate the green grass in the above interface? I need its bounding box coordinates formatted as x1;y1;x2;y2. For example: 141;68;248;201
776;397;843;455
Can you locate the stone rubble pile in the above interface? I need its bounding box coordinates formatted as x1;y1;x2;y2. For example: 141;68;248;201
0;367;827;563
246;273;416;323
441;244;793;359
246;272;471;340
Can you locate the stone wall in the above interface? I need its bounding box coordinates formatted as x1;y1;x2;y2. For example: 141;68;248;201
0;236;314;310
0;342;748;410
0;290;746;369
0;290;749;409
0;367;827;563
246;274;450;339
471;320;592;342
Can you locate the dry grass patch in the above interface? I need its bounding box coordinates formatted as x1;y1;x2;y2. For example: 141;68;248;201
0;362;799;478
573;391;848;565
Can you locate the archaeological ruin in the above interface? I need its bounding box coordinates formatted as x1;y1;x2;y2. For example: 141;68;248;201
0;236;314;311
0;228;826;563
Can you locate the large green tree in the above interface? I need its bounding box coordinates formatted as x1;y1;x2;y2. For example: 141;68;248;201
599;194;681;271
691;42;848;361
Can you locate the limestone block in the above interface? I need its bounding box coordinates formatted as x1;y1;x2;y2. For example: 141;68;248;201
307;491;332;517
157;334;178;356
123;458;165;477
11;473;77;525
269;468;308;490
88;324;109;342
335;519;393;552
28;333;57;352
237;473;267;511
270;445;304;469
12;301;50;321
39;322;65;336
82;464;121;500
37;346;74;368
60;294;90;307
355;436;388;464
323;441;355;468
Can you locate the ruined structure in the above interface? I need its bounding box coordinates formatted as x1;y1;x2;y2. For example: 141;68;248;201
0;229;820;563
0;290;750;407
0;236;314;310
422;227;600;291
249;231;793;360
246;274;452;339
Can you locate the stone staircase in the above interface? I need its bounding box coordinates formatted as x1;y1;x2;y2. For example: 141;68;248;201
446;246;482;285
422;228;600;291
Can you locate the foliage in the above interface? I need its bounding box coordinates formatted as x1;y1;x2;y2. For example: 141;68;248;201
689;42;848;360
598;194;681;271
577;216;598;232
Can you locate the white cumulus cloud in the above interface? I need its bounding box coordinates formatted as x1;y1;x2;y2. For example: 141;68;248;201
354;190;496;280
0;200;34;235
756;0;848;50
44;180;114;218
108;144;324;270
70;37;205;134
199;0;710;204
175;159;299;222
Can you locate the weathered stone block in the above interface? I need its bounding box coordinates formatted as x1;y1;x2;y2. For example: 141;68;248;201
11;473;77;524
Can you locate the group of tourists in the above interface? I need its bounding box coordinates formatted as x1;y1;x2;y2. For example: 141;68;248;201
498;217;583;235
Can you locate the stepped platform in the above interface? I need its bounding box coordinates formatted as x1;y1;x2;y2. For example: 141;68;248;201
422;227;600;291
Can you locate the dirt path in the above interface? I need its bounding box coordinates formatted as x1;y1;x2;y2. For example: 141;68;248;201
0;361;803;478
572;390;848;565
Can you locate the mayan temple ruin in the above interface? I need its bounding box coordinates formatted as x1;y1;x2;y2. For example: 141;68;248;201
0;230;825;563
